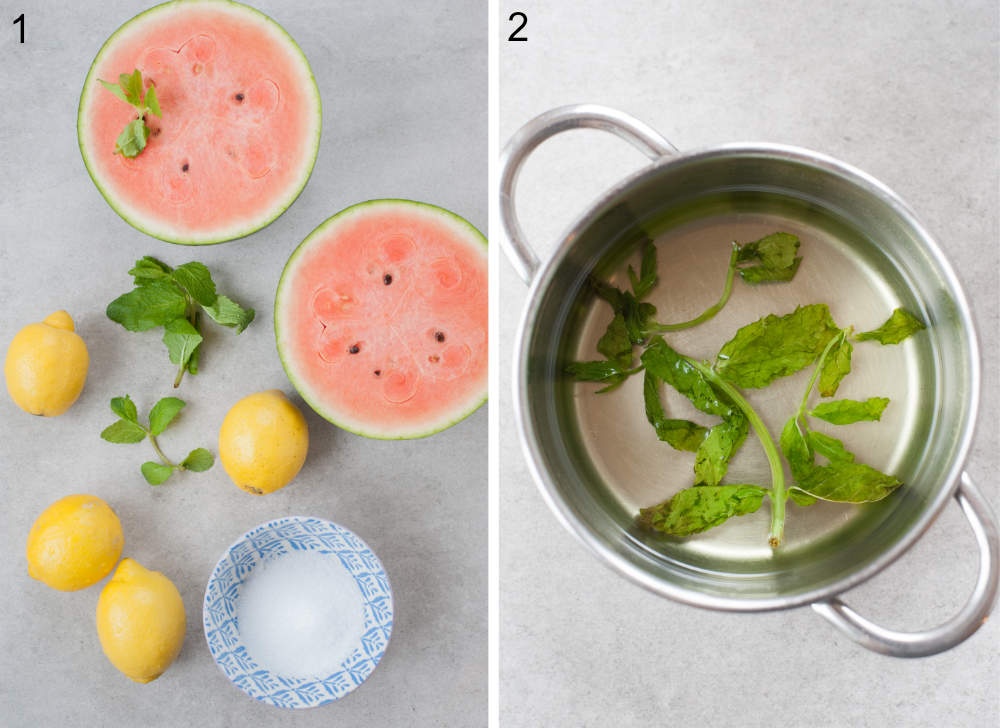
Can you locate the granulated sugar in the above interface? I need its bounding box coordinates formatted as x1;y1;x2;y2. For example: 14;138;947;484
237;550;365;678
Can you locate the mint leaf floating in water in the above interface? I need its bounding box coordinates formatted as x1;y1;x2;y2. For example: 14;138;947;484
100;395;213;485
715;303;840;389
642;371;708;452
734;232;802;283
638;484;768;536
99;69;162;158
107;257;254;387
810;397;889;425
855;308;926;344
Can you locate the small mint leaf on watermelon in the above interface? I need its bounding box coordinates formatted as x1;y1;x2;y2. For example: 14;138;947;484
119;70;143;106
144;84;161;118
99;69;160;158
203;294;255;334
114;118;150;158
98;78;129;104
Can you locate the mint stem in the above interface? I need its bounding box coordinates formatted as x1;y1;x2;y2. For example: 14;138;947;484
172;297;197;388
798;331;845;418
149;433;182;470
648;245;739;333
687;357;787;547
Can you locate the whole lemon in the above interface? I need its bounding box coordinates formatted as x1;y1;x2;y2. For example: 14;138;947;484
219;390;309;495
5;310;89;416
26;494;124;591
96;558;186;683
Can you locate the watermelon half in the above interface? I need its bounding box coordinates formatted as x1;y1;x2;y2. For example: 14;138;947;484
78;0;321;244
275;200;488;439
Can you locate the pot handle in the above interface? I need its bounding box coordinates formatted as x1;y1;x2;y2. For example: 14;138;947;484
499;104;677;284
812;472;999;657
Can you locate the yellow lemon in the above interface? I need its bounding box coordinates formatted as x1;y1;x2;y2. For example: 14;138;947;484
96;558;186;683
26;494;124;591
5;310;89;416
219;390;309;495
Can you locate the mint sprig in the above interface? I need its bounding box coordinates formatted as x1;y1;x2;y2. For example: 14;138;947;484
106;257;255;387
99;69;161;158
100;395;213;486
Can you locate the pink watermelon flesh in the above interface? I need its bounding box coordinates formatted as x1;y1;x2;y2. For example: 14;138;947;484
78;1;320;243
276;201;487;439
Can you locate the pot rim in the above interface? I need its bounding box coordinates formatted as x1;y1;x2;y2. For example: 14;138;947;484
512;141;982;612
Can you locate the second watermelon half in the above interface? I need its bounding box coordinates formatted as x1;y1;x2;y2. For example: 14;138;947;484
275;200;488;439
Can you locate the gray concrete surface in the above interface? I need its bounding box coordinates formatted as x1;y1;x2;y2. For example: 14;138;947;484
0;1;485;726
499;1;998;726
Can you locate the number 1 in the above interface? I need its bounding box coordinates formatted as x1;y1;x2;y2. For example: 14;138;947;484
13;13;23;43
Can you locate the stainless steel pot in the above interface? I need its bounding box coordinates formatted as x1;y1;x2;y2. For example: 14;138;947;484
500;105;998;657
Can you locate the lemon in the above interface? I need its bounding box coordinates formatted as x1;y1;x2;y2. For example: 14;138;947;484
96;558;186;683
219;390;309;495
5;310;89;416
26;494;124;591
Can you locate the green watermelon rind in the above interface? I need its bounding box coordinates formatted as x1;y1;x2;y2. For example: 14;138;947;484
274;199;488;440
77;0;322;245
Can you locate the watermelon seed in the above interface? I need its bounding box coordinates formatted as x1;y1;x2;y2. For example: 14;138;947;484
429;355;440;363
374;370;381;376
435;331;446;342
235;92;245;102
181;163;189;172
383;274;392;285
349;344;360;354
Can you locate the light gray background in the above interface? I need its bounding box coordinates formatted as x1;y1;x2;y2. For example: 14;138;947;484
500;1;998;726
0;1;485;726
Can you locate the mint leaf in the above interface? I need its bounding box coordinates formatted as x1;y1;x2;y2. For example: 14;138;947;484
129;256;173;284
141;461;174;485
694;414;748;486
182;448;213;472
566;360;637;383
114;118;150;158
163;319;203;385
110;395;138;423
642;337;732;418
855;308;926;345
202;294;255;333
148;396;185;436
715;304;840;389
638;484;768;536
101;419;147;444
780;416;814;482
106;279;188;331
119;70;143;105
187;311;201;375
788;488;818;507
735;232;802;284
818;336;852;397
144;84;161;118
628;240;658;299
797;462;901;503
643;371;708;452
810;397;889;425
597;313;632;367
98;78;129;104
808;430;855;463
171;262;217;307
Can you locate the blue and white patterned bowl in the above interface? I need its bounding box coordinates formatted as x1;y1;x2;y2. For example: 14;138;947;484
203;516;393;709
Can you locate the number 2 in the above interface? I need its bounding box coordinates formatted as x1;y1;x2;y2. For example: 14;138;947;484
508;12;527;42
13;13;23;43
